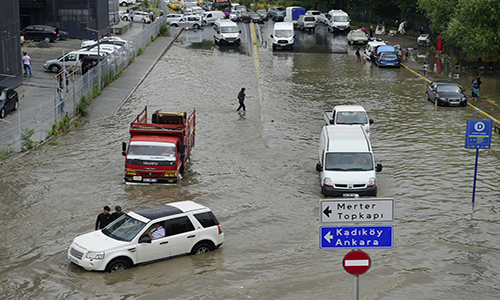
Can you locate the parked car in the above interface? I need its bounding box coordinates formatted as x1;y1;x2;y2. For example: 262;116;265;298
22;25;60;43
297;15;316;31
165;13;183;24
272;11;286;22
120;0;136;6
67;201;224;272
169;15;203;29
347;29;368;45
373;45;401;67
426;80;468;107
316;13;327;24
58;28;69;40
169;0;182;10
418;34;431;47
182;2;198;13
43;51;89;73
256;9;268;21
122;11;152;23
0;87;19;119
229;11;243;22
267;6;285;18
241;11;263;23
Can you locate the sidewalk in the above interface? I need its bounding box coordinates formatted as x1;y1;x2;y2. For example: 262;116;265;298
87;26;182;119
380;33;500;129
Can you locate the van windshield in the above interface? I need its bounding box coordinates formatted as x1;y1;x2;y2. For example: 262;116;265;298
325;153;373;171
103;215;147;242
333;16;349;22
221;26;239;33
336;112;368;124
275;29;293;38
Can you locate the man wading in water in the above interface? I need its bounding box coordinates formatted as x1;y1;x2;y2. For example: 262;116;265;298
236;87;246;112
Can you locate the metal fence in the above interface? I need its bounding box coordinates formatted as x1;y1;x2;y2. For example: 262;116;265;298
1;12;168;155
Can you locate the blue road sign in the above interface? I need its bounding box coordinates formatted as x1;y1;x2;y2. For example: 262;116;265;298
320;225;394;249
465;120;492;149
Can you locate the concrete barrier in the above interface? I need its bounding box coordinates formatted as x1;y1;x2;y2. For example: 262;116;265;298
111;22;133;35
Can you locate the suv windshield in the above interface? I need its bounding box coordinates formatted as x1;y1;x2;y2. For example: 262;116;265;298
325;153;373;171
103;215;146;242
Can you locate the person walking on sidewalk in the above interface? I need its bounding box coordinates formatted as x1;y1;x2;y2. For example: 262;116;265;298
471;77;479;100
236;88;246;112
22;52;34;77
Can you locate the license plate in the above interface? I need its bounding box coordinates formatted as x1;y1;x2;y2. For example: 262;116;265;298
69;256;79;265
143;178;157;183
343;193;359;198
133;176;142;181
387;63;394;65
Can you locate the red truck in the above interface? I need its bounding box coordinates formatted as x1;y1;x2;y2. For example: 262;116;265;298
122;106;195;184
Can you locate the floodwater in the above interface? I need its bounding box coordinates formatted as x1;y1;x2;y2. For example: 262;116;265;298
1;23;500;299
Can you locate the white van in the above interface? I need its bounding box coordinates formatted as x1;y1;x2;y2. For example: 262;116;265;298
270;22;295;50
202;11;225;25
323;105;374;137
316;126;382;197
326;9;350;33
213;19;241;45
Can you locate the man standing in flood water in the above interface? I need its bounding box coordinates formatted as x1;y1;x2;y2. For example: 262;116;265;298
236;87;246;112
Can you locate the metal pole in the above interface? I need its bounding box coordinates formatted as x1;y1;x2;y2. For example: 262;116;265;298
472;148;479;203
353;275;359;300
18;109;22;152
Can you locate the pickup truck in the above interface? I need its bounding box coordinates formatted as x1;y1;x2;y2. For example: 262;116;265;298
324;105;373;137
122;106;195;184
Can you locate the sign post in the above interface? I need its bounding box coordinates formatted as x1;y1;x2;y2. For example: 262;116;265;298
465;120;492;202
343;250;371;300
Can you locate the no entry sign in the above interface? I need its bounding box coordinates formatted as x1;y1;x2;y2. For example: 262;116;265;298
343;250;371;275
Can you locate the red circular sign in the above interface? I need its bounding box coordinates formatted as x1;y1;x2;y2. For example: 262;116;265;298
343;250;371;275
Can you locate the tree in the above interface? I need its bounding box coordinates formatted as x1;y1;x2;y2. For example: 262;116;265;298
444;0;500;58
417;0;458;31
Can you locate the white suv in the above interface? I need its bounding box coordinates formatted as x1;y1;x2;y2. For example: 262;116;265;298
68;201;224;272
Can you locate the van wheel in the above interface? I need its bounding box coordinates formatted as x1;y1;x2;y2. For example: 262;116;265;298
43;36;51;43
50;65;60;73
191;243;213;255
106;259;131;273
203;21;208;26
193;24;200;29
172;23;178;27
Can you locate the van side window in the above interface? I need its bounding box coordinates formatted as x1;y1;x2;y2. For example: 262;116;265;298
166;216;195;236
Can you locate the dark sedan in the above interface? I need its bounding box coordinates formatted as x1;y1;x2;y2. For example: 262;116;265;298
241;11;263;23
0;87;19;118
426;81;467;107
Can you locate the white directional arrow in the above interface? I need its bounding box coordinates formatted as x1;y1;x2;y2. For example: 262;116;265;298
323;231;333;243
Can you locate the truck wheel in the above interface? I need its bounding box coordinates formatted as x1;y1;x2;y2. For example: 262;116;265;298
191;243;213;255
106;259;131;273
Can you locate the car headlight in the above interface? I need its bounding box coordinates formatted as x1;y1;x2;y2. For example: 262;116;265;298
367;177;376;188
323;177;334;188
86;251;105;260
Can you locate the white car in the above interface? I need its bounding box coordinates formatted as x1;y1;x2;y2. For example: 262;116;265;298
120;0;136;6
68;201;224;272
169;15;203;29
165;13;183;24
122;11;152;23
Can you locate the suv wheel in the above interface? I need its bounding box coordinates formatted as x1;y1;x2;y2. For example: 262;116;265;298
14;100;19;111
191;243;213;255
0;108;5;119
193;24;200;29
43;36;51;43
106;259;131;272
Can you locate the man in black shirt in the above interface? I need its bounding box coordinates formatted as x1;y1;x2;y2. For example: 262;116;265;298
95;206;112;230
111;205;124;221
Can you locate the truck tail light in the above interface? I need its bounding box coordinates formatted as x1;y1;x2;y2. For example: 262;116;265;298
217;224;222;235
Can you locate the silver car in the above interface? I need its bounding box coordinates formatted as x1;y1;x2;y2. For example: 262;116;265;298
169;15;203;29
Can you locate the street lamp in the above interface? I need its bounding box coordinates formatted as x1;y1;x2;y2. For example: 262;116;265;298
85;27;101;58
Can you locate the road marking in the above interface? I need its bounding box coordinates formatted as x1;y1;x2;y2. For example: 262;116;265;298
345;259;370;266
249;23;264;116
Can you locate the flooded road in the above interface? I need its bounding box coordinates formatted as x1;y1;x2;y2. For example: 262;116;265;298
1;22;500;299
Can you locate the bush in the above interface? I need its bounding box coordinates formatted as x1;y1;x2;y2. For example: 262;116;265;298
21;128;36;151
160;24;170;36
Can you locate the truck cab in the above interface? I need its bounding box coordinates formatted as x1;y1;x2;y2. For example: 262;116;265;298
122;106;195;184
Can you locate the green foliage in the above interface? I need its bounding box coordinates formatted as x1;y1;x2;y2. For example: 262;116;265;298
138;47;144;55
443;0;500;58
47;123;59;137
142;1;150;9
160;24;170;36
77;95;91;116
92;83;100;98
21;128;36;151
417;0;458;31
151;35;156;42
47;116;70;137
0;148;14;160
